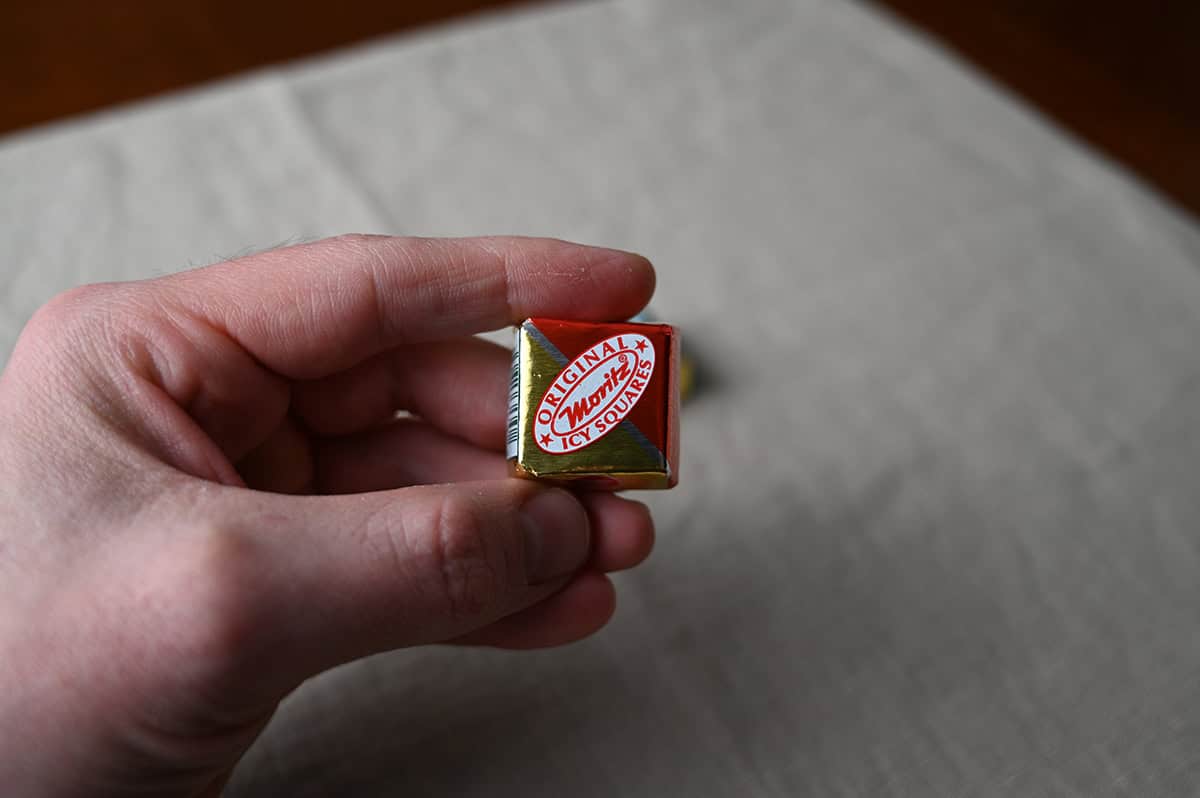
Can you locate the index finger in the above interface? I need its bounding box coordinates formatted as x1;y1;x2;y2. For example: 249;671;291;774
163;235;655;379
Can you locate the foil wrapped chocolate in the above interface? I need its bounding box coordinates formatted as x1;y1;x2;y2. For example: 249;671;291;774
507;318;680;489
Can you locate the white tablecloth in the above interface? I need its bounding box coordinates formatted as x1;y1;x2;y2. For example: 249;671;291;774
4;0;1200;794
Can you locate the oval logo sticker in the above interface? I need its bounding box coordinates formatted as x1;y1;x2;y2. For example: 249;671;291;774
534;333;656;454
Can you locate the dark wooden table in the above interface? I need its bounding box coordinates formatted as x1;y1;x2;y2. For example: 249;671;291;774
878;0;1200;217
6;0;1198;217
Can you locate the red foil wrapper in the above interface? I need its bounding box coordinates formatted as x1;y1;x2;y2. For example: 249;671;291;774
507;318;680;490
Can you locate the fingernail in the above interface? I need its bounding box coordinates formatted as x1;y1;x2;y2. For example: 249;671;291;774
521;489;590;584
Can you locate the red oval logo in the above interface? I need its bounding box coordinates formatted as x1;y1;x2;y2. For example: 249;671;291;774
534;333;656;454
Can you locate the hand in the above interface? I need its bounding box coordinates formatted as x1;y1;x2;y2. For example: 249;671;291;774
0;235;657;797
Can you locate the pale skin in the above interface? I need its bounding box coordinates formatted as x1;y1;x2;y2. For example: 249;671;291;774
0;235;657;796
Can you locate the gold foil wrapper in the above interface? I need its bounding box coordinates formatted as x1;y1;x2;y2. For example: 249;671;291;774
507;318;680;490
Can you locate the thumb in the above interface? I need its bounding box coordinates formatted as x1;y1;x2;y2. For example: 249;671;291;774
159;480;591;699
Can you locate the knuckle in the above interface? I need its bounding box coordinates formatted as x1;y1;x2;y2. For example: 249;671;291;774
16;284;125;376
152;522;265;680
328;232;384;248
27;284;113;334
320;233;393;266
421;493;507;621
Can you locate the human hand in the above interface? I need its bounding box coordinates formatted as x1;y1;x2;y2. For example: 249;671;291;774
0;235;657;796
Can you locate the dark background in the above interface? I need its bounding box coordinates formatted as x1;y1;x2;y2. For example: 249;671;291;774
6;0;1198;217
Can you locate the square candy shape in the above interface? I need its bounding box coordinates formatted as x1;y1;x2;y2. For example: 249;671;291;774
507;318;680;490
